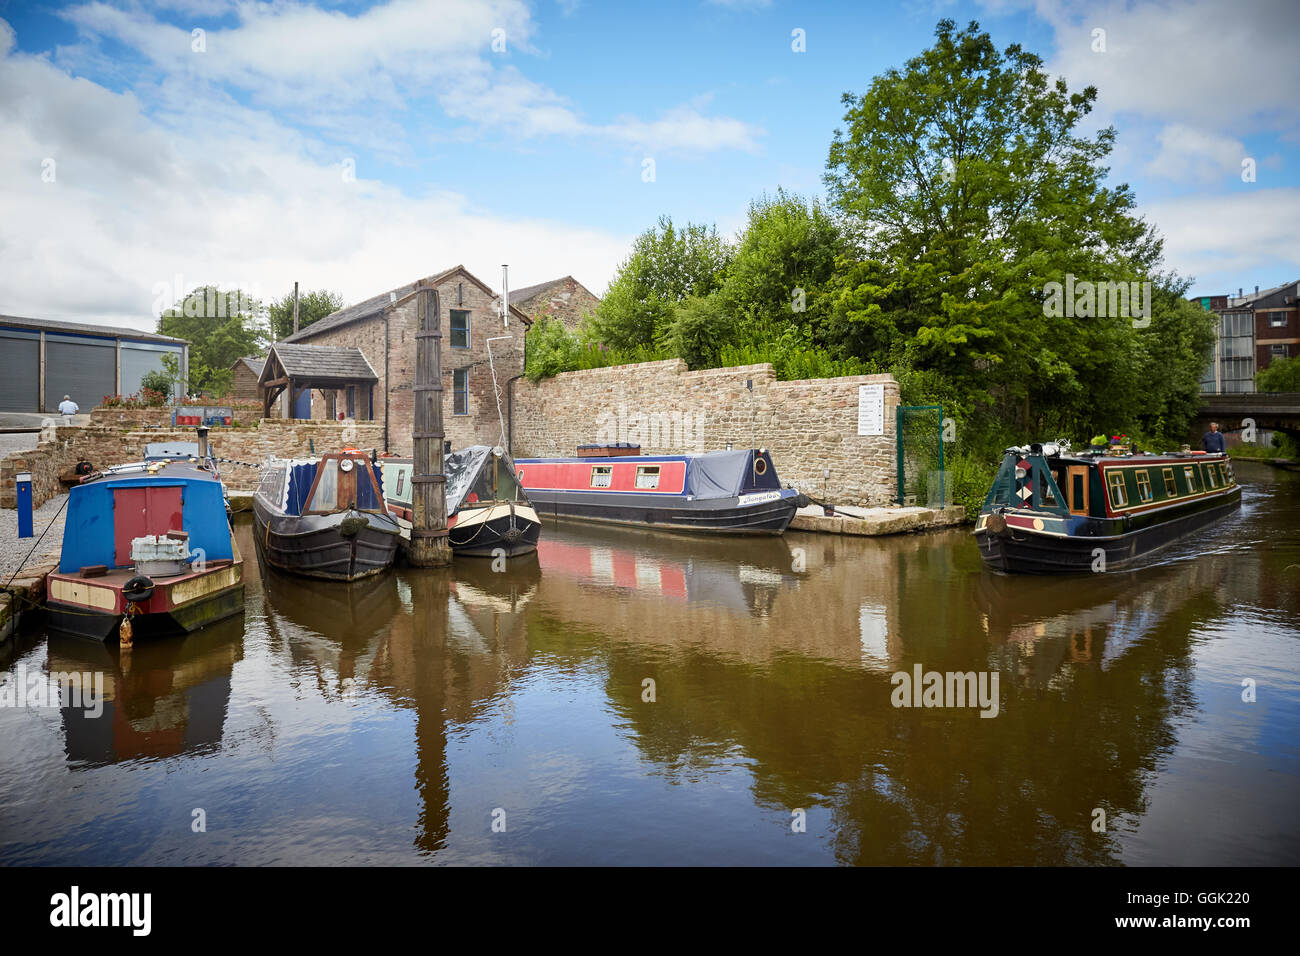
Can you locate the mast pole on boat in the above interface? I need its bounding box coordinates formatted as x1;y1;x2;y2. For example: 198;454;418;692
408;281;452;567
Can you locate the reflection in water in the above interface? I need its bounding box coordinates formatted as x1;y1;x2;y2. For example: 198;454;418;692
48;620;243;767
0;464;1295;865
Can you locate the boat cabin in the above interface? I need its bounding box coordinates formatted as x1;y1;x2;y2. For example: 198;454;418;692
255;451;387;516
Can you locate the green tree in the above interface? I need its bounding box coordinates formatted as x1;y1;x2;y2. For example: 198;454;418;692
139;368;172;402
157;286;265;396
587;216;732;352
824;18;1166;434
268;289;345;341
1257;355;1300;392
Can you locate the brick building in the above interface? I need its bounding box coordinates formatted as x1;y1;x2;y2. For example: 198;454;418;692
277;265;532;455
1195;280;1299;392
507;276;600;330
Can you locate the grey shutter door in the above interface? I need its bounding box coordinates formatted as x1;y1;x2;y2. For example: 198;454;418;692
120;344;180;398
45;337;115;411
0;330;40;411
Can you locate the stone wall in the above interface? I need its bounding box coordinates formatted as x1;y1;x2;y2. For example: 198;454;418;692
509;360;900;507
1;418;386;509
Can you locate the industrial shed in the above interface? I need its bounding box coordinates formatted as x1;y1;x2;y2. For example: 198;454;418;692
0;314;188;413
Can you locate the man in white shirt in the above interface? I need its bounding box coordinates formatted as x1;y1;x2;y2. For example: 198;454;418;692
57;395;79;421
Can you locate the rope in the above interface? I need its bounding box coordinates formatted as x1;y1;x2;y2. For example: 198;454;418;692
1;493;69;597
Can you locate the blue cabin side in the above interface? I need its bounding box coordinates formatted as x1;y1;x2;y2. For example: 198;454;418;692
59;472;233;573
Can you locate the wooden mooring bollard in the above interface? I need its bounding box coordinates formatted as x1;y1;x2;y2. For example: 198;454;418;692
408;282;452;567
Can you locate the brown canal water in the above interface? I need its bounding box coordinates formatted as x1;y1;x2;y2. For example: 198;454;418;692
1;462;1297;865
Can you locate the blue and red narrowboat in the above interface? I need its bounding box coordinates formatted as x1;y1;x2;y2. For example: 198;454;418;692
46;457;245;642
974;440;1242;573
515;446;808;535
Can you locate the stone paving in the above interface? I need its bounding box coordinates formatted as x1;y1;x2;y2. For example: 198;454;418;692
0;491;68;580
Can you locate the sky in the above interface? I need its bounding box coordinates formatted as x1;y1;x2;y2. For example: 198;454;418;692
0;0;1297;333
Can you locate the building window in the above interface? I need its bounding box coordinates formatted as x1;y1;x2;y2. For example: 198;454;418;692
1163;468;1177;497
1107;471;1128;508
590;465;612;488
453;368;468;415
635;465;660;489
1268;311;1287;327
450;309;470;349
1184;466;1198;492
1135;470;1153;502
1269;343;1288;360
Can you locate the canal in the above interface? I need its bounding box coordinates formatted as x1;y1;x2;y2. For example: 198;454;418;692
1;462;1297;865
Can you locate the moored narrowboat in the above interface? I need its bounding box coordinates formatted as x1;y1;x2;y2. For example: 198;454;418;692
253;450;400;581
46;458;245;642
515;446;808;535
974;441;1242;573
382;445;541;558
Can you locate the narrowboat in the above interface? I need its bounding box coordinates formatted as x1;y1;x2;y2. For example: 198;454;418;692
974;441;1242;573
46;458;245;642
381;445;541;558
515;446;808;535
253;450;400;581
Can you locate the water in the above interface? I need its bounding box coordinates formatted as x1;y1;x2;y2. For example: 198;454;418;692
1;462;1297;865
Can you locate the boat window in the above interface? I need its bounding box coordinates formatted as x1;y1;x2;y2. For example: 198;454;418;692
395;470;404;497
1071;472;1086;512
1184;466;1198;492
310;459;339;511
1135;470;1153;502
1220;463;1232;485
354;462;383;511
1206;464;1218;488
1107;471;1128;508
1163;468;1177;497
590;465;612;489
635;465;660;489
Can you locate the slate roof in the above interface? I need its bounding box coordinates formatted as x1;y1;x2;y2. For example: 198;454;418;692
235;355;265;375
1229;280;1299;308
507;277;567;304
0;313;187;344
265;343;377;382
283;265;531;344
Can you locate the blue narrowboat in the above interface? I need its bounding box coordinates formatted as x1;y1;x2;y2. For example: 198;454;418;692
515;446;808;535
46;457;244;642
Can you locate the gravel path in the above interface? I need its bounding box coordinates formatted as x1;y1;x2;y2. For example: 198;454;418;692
0;492;69;580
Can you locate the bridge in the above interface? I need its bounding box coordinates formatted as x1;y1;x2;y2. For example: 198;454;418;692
1196;392;1300;441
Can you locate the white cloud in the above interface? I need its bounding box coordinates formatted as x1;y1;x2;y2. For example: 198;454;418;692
0;27;628;331
1145;125;1249;186
1139;188;1300;281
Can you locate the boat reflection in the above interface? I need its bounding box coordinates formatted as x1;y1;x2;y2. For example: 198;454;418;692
47;616;244;767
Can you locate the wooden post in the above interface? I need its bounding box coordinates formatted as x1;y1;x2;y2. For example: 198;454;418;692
409;283;451;567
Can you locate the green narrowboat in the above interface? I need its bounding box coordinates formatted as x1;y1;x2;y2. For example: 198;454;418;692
974;441;1242;573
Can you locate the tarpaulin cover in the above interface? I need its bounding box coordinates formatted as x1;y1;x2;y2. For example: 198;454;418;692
685;450;781;499
445;446;492;516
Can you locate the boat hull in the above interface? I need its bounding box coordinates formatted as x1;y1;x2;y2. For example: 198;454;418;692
46;560;245;642
252;500;400;581
389;502;542;558
975;486;1242;573
525;488;801;535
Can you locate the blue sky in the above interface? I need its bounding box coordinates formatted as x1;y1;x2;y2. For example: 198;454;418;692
1;0;1296;331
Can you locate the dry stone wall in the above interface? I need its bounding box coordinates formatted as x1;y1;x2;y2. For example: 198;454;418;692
510;360;900;507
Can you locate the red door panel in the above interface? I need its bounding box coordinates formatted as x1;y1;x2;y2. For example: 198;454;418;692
113;486;185;567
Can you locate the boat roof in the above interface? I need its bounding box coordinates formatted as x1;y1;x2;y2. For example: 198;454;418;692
81;459;222;486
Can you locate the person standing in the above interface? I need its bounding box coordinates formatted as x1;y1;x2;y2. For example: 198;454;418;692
1202;422;1226;454
56;394;79;422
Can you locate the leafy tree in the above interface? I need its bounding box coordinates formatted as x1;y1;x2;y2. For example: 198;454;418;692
824;18;1167;434
157;286;265;396
718;190;846;339
663;293;731;369
1257;355;1300;392
588;216;732;352
268;289;345;341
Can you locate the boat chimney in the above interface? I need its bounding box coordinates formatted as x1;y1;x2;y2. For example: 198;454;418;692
196;426;210;460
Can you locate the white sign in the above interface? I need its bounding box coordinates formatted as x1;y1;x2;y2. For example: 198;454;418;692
857;384;885;436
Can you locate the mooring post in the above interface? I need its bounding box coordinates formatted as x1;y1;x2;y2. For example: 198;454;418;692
409;282;452;567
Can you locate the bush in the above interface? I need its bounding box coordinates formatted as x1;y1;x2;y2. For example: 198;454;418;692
140;369;172;402
1256;355;1300;392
